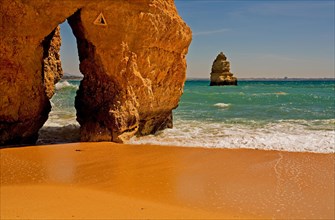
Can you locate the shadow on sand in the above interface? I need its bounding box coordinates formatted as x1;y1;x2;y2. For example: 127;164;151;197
37;125;80;145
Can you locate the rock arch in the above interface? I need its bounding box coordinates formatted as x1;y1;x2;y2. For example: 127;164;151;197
0;0;192;145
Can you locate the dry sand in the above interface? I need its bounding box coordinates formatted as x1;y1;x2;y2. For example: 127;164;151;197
1;143;334;219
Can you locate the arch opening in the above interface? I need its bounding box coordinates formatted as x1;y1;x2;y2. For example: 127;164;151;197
37;20;83;145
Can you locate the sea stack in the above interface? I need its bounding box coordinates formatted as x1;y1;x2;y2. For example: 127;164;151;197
210;52;237;86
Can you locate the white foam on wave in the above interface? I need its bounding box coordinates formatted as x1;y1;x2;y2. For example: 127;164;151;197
214;103;231;108
127;119;335;153
55;81;78;90
251;92;288;96
45;110;77;126
37;110;80;144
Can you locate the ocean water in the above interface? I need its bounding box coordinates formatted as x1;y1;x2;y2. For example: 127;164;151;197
39;79;335;153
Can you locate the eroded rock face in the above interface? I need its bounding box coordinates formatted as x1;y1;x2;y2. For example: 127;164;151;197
0;0;192;145
43;26;63;99
210;52;237;86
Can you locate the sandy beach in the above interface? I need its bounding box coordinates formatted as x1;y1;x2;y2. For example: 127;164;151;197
1;143;334;219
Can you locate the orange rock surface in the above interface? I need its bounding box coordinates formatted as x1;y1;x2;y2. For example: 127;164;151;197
0;0;192;145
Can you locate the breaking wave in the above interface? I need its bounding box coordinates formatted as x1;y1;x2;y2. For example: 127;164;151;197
128;119;335;153
214;103;231;108
55;80;78;90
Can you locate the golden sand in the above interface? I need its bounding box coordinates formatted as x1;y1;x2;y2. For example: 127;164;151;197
1;143;334;219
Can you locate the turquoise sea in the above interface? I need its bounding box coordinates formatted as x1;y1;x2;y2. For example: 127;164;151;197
39;79;335;153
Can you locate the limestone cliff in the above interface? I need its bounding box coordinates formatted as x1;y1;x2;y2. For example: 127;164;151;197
0;0;192;145
210;52;237;86
43;26;63;99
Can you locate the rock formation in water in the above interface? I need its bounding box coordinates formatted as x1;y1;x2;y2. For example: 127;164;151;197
0;0;192;145
210;52;237;86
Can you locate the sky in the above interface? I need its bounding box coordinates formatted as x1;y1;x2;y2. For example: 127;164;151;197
60;0;334;79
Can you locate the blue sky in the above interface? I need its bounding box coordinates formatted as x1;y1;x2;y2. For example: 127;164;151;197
60;0;334;78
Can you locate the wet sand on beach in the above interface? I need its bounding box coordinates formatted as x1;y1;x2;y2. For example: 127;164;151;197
1;143;334;219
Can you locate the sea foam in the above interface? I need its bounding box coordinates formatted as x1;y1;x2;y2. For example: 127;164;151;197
214;103;231;108
127;119;335;153
55;80;78;90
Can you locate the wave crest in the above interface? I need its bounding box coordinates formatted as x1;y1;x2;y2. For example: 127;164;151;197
214;103;231;108
55;81;78;90
127;119;335;153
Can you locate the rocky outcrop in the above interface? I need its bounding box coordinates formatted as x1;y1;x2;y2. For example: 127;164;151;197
210;52;237;86
0;0;192;145
43;26;63;99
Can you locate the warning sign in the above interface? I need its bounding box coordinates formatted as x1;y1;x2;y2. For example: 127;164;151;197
94;12;108;26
